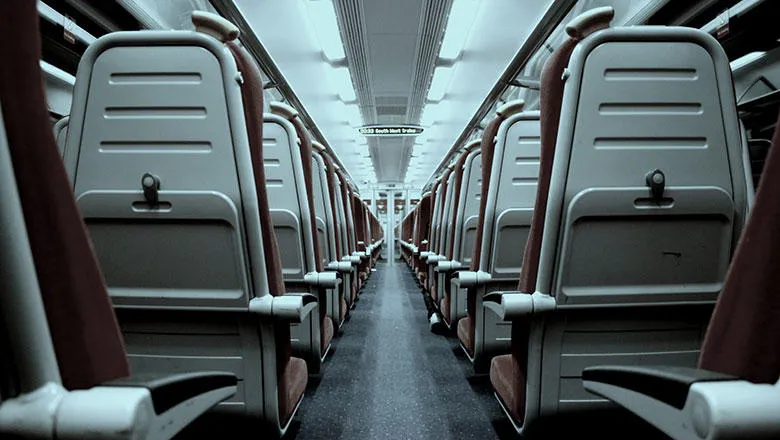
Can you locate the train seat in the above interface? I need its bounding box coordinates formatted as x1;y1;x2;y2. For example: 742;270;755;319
436;140;481;328
268;102;339;371
486;6;750;433
61;11;318;435
310;141;353;328
453;99;540;370
0;3;237;438
582;108;780;440
421;165;454;300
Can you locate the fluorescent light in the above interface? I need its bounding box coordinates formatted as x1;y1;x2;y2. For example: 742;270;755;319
731;51;765;71
331;67;357;101
439;0;481;60
428;66;454;101
306;0;345;61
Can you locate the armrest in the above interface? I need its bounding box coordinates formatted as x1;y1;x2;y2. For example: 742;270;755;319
482;291;556;321
583;365;780;440
304;271;341;288
326;260;354;273
419;251;433;262
426;254;445;265
341;255;361;265
435;260;463;273
451;270;491;288
249;294;317;323
0;373;237;439
353;251;369;261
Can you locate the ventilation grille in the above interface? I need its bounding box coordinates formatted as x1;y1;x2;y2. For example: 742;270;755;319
408;0;452;122
335;0;375;123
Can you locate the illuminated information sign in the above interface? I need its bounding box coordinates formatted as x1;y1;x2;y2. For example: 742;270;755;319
358;125;424;137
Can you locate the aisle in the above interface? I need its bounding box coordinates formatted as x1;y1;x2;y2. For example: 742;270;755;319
291;261;508;439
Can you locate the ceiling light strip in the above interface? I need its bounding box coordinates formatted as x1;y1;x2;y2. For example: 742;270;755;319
423;0;578;191
209;0;357;187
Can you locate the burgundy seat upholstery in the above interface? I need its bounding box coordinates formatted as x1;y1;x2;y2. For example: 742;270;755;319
337;171;359;299
287;116;334;355
226;41;307;427
320;152;349;321
429;168;453;301
697;110;780;383
488;32;578;426
440;147;474;323
0;0;131;390
413;193;433;280
457;116;503;357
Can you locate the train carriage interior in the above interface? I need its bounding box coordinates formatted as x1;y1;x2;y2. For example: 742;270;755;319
2;0;780;438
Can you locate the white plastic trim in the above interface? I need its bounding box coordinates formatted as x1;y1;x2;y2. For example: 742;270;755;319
453;270;492;288
483;292;557;321
327;261;354;272
304;271;340;288
0;382;67;438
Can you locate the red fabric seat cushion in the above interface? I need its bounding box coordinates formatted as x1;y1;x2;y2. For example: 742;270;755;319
457;316;474;356
279;356;308;426
490;354;525;424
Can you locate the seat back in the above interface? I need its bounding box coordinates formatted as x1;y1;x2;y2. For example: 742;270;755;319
311;143;337;265
0;0;129;391
436;167;455;256
537;29;747;306
263;111;319;282
481;110;541;282
527;12;749;422
453;149;482;267
62;23;304;430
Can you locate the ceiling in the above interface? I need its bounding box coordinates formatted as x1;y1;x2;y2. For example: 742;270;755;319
233;0;553;196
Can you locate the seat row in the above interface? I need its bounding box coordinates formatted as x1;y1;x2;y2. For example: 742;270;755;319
399;6;779;438
0;6;382;439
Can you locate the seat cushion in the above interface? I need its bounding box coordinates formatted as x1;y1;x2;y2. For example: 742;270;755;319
340;295;347;324
321;316;334;354
279;356;308;426
490;354;525;425
457;316;474;356
440;296;450;324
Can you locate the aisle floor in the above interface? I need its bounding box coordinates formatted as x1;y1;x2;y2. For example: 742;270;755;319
290;261;512;440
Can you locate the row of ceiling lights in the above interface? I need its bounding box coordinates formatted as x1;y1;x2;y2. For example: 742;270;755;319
303;0;482;187
408;0;481;183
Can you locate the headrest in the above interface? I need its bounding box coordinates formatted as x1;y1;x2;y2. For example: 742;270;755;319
464;139;481;152
312;141;326;152
191;11;239;43
496;99;525;118
269;101;299;120
565;6;615;41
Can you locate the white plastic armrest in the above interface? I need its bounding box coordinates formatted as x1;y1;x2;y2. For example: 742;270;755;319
482;291;556;321
451;270;491;288
354;251;369;261
419;251;433;262
304;271;340;289
426;254;445;265
436;260;463;273
583;366;780;440
341;255;361;265
249;294;317;323
0;373;237;440
327;260;354;273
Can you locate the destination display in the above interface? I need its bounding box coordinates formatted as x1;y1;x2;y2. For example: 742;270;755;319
358;125;424;136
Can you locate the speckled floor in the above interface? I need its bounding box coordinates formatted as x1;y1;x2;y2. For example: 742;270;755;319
288;260;513;440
